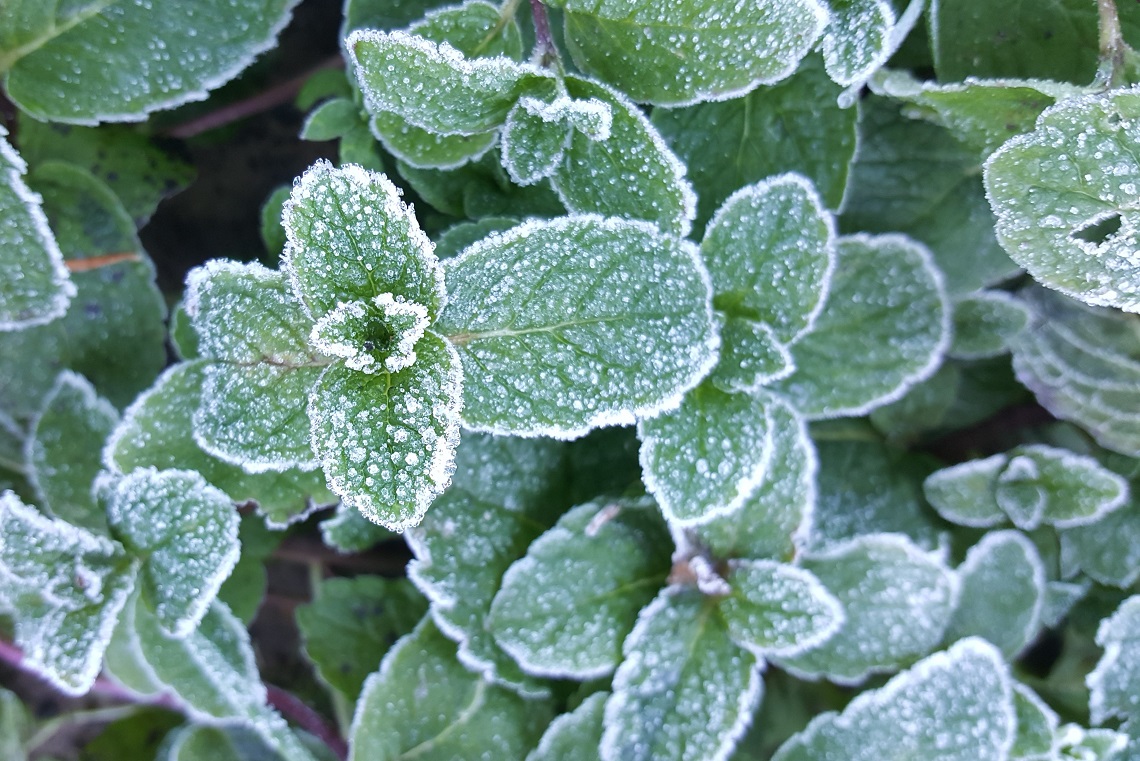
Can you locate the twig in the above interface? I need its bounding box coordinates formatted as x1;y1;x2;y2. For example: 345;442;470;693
163;55;343;139
1095;0;1132;88
529;0;561;69
267;685;348;761
65;252;143;273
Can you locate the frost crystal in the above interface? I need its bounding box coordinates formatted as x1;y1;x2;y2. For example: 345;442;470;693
311;293;429;374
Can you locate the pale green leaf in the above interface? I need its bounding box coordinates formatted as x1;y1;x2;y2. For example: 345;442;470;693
0;490;136;695
307;332;463;530
106;468;239;638
320;501;395;553
0;688;30;761
347;29;555;135
437;215;718;438
994;445;1129;530
949;290;1032;360
652;55;857;228
433;217;518;260
301;97;362;142
105;362;334;530
0;124;72;330
282;160;446;321
503;95;599;186
296;575;426;702
488;497;671;679
820;0;895;86
1062;498;1140;588
159;725;286;761
1010;286;1140;457
720;560;843;658
638;383;773;526
772;234;949;418
527;692;608;761
985;88;1140;313
371;111;497;170
552;76;696;237
689;396;814;562
1;0;301;123
26;370;117;532
309;294;429;375
710;318;795;393
1042;580;1089;630
349;618;552;761
547;0;828;106
945;531;1046;659
772;638;1015;761
1054;725;1128;761
778;533;958;684
868;364;962;445
218;515;279;625
1089;595;1140;726
923;454;1008;528
397;149;565;219
600;586;762;761
1010;683;1060;761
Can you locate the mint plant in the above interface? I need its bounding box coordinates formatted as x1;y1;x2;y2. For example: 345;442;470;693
5;0;1140;759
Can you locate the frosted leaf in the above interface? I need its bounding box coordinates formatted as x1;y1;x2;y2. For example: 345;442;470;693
923;454;1008;527
300;97;361;142
0;0;300;123
488;497;671;679
1010;683;1060;760
406;433;569;696
374;111;498;170
296;575;426;702
995;445;1129;530
868;364;962;444
349;618;552;761
0;687;28;759
1010;286;1140;457
602;587;762;761
308;332;463;531
945;531;1046;659
819;0;896;87
105;362;334;530
1042;580;1089;629
772;234;950;418
710;318;796;394
502;99;574;186
869;69;1080;158
720;560;843;658
638;383;774;526
0;410;21;473
320;501;394;553
1054;725;1129;761
689;396;815;562
159;725;291;761
282;160;446;321
545;0;828;106
777;533;959;684
772;638;1015;761
347;29;556;136
950;290;1032;360
1089;595;1140;726
26;371;118;532
702;174;835;344
552;77;696;237
105;468;239;638
437;216;718;439
0;491;136;695
527;692;607;761
434;217;519;260
0;125;72;330
310;294;429;375
985;88;1140;313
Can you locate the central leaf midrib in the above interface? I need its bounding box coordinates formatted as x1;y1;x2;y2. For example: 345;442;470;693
397;680;488;760
0;0;121;74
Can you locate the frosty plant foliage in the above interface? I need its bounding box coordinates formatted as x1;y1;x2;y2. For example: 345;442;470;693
7;0;1140;759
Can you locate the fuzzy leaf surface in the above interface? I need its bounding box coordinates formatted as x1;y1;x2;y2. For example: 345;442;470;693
710;318;795;393
1089;595;1140;727
923;454;1008;528
527;691;607;761
994;445;1129;530
320;502;394;553
1009;683;1059;761
438;216;718;438
820;0;894;86
949;291;1031;360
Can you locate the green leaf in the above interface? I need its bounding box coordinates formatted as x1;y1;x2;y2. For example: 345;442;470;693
502;98;579;186
689;395;814;562
985;88;1140;313
771;638;1015;761
1062;497;1140;589
945;531;1046;659
778;533;958;684
0;127;73;330
0;688;30;761
320;501;394;553
296;575;426;702
489;497;672;679
347;29;555;136
923;453;1008;528
839;96;1019;296
652;55;857;229
551;77;696;237
720;560;843;658
218;515;279;625
307;333;463;530
16;118;194;225
869;363;962;445
26;370;117;533
349;617;552;761
1011;286;1140;457
105;362;334;530
282;160;446;321
638;383;773;525
169;302;200;361
1054;726;1128;760
0;490;136;695
710;318;796;393
1;0;302;123
438;215;718;438
772;234;949;419
105;468;239;638
819;0;895;86
1089;595;1140;726
397;150;566;219
949;291;1032;360
1010;683;1059;760
343;0;453;35
703;173;835;343
600;586;762;761
995;445;1129;530
546;0;828;106
407;433;570;695
184;260;323;472
301;97;363;142
159;725;295;761
433;217;518;260
527;691;608;761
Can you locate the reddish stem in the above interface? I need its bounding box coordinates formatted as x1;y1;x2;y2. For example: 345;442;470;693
528;0;559;67
267;685;348;760
65;252;142;273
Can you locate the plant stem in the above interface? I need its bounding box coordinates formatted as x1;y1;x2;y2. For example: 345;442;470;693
1096;0;1131;88
65;251;143;273
24;704;141;756
529;0;561;69
267;685;348;761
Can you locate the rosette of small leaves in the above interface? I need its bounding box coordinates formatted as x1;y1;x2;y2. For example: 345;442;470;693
185;160;462;531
